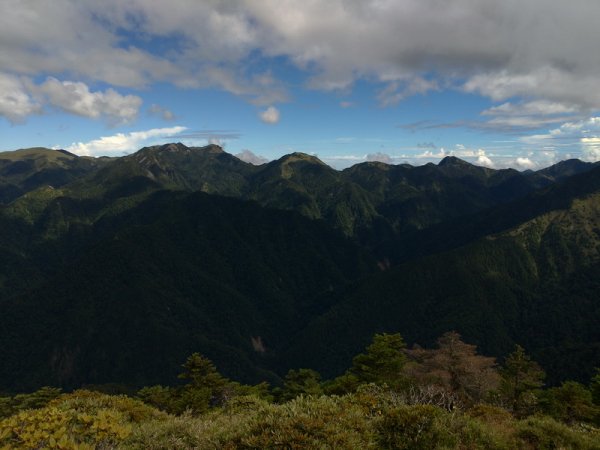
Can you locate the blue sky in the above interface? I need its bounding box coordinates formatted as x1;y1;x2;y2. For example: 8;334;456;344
1;0;600;169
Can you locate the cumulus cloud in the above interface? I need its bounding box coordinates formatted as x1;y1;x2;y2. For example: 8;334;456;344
521;117;600;162
476;155;495;168
259;106;280;124
3;1;600;112
34;78;142;124
66;126;187;156
514;157;536;169
411;145;505;167
0;73;41;123
235;149;269;165
0;73;141;124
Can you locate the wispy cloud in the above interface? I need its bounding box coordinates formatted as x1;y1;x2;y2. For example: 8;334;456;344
65;126;187;156
148;104;175;121
521;117;600;162
235;149;269;165
176;130;242;141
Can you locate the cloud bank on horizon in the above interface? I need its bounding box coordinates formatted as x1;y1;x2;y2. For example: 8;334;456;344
1;0;599;168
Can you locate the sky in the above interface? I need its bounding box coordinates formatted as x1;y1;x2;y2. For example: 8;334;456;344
1;0;600;170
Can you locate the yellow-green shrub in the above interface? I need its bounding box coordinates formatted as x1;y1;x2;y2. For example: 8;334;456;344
51;389;164;423
0;390;164;449
0;405;130;449
516;415;600;449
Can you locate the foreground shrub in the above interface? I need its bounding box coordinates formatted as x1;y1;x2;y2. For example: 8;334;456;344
0;390;164;449
0;386;62;419
0;406;130;449
540;381;598;425
375;404;447;449
516;415;600;449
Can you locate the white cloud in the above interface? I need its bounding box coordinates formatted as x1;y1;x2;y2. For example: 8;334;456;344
514;157;536;169
66;126;187;156
259;106;280;124
0;73;142;124
581;138;600;162
35;78;142;124
464;68;600;112
0;72;41;123
3;1;600;110
482;100;579;117
235;149;269;165
521;116;600;162
476;155;495;168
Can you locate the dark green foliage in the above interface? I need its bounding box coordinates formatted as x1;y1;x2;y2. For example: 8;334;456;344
0;190;373;391
591;369;600;405
136;386;178;413
282;176;600;384
279;368;323;401
0;143;599;395
351;333;408;386
499;345;545;416
3;345;600;448
541;381;598;425
324;333;409;395
177;353;230;414
0;147;108;204
0;386;62;419
516;416;600;449
375;405;447;449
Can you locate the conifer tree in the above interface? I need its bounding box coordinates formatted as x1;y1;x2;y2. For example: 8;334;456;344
499;345;545;416
280;368;323;401
350;333;408;390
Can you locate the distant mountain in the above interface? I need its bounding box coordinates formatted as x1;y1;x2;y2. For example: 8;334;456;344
3;143;598;240
535;158;598;182
0;148;110;204
281;166;600;384
0;143;598;391
83;143;256;197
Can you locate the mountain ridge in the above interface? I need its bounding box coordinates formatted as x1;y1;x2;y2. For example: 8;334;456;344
0;143;599;391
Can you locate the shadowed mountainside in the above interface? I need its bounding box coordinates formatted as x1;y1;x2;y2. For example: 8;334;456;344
0;144;598;391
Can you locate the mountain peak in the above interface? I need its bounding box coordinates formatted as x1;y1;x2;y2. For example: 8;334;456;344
136;142;225;157
159;142;189;153
438;156;472;167
189;144;224;154
278;152;326;165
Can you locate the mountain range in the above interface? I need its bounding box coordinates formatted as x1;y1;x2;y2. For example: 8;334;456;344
0;143;598;392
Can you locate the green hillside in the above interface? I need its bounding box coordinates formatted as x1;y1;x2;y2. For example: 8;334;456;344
0;148;109;204
0;143;598;394
0;191;373;391
282;172;600;384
